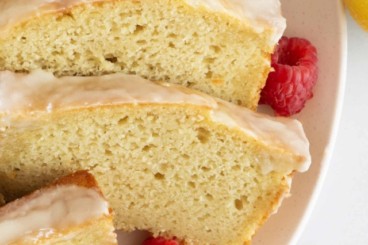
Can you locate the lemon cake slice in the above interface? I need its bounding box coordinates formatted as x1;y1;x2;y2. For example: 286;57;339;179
0;0;286;109
0;171;117;245
0;71;310;245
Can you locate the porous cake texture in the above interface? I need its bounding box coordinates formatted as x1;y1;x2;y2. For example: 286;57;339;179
0;171;117;245
0;0;286;109
0;71;310;245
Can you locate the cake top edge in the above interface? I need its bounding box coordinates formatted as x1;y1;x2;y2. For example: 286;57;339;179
0;0;286;43
0;171;109;244
0;70;219;113
0;70;311;173
185;0;286;43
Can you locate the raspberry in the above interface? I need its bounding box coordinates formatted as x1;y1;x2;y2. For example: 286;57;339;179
142;237;179;245
260;36;318;116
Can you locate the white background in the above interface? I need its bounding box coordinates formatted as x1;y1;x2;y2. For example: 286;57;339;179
298;14;368;245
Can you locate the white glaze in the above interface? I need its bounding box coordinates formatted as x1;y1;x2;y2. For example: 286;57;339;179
0;70;217;113
0;0;285;44
0;185;109;244
0;70;311;174
0;0;96;35
212;101;311;173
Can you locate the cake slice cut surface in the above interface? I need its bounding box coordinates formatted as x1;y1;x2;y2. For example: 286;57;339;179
0;0;286;109
0;71;310;245
0;171;117;245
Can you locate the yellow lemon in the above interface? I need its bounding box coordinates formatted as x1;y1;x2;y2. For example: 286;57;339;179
344;0;368;31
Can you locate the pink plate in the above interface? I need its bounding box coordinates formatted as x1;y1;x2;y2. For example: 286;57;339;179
117;0;347;244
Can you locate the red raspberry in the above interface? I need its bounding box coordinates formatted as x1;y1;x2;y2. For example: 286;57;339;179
260;36;318;116
142;237;179;245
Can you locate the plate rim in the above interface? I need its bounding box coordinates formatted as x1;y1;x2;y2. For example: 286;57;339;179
290;2;348;244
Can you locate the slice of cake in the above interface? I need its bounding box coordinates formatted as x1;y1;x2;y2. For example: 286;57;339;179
0;71;310;245
0;0;286;109
0;171;117;245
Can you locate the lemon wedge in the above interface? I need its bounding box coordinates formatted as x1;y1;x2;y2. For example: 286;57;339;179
344;0;368;31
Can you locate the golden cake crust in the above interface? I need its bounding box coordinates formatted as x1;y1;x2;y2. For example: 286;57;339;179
0;170;103;210
0;171;117;245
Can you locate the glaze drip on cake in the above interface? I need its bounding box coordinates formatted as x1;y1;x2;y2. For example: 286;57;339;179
0;0;286;42
0;70;310;174
0;185;109;244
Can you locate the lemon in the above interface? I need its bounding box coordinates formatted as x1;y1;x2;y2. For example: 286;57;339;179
344;0;368;31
